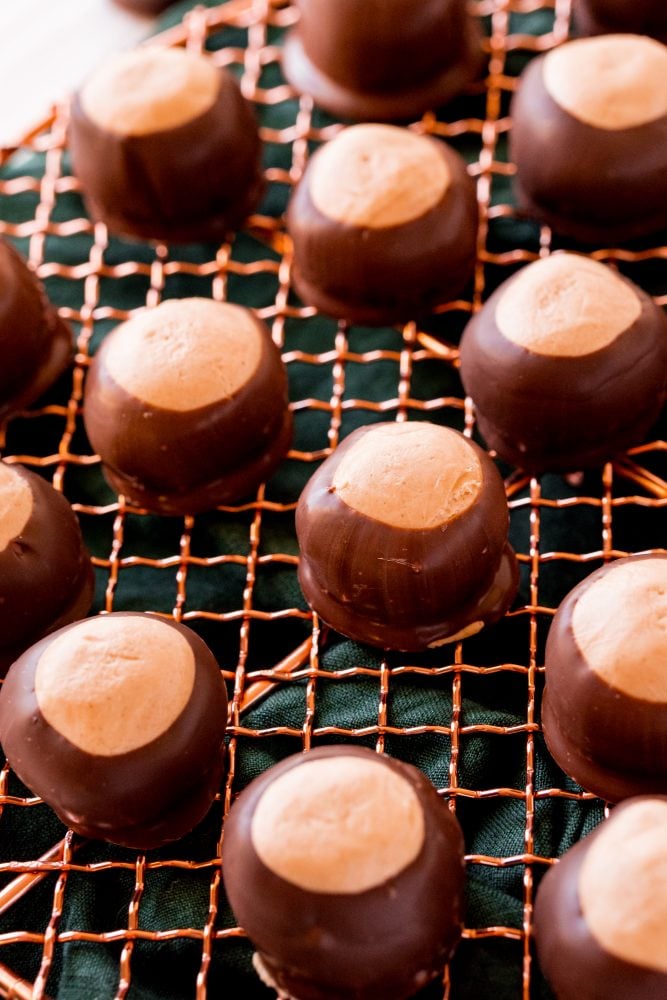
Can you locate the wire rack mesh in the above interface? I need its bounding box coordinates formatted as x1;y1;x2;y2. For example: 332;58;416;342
0;0;665;997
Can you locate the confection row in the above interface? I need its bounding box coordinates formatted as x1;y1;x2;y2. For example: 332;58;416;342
0;606;665;998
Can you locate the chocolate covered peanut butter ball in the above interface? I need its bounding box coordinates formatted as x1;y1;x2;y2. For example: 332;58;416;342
0;461;94;674
542;554;667;802
287;124;478;326
574;0;667;44
296;421;518;651
83;297;292;515
69;46;263;242
282;0;483;122
0;239;71;421
0;613;228;849
459;253;667;473
510;34;667;243
535;797;667;1000
223;746;466;1000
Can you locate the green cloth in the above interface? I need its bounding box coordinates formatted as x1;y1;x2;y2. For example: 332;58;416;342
0;3;664;999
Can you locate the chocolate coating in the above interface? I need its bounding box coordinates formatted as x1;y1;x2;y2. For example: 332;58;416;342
112;0;175;12
282;0;484;122
69;62;263;243
0;462;94;676
510;50;667;243
223;745;466;1000
0;613;228;849
574;0;667;43
542;554;667;802
287;136;478;326
83;303;293;515
534;797;667;1000
295;423;518;651
459;262;667;474
0;239;72;421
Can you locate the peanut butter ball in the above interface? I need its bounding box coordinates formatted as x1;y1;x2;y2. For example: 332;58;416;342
542;554;667;802
459;253;667;473
0;239;71;421
0;460;94;674
223;746;466;1000
0;613;228;849
535;797;667;1000
287;124;478;326
83;298;292;515
69;47;263;242
510;35;667;242
296;421;518;651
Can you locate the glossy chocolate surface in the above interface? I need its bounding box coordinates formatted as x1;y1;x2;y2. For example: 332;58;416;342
459;271;667;474
287;140;478;326
83;312;292;515
295;424;518;651
0;463;94;675
574;0;667;43
0;240;72;422
542;555;667;802
282;0;484;122
69;68;263;243
0;613;228;849
510;55;667;243
223;745;466;1000
534;798;667;1000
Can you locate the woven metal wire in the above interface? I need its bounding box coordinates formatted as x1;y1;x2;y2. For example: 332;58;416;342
0;0;665;997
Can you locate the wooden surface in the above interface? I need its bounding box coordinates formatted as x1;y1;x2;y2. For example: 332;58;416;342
0;0;158;146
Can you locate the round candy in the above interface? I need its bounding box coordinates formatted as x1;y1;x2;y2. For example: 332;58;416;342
69;46;263;242
0;461;94;674
223;746;466;1000
0;239;71;421
83;297;292;515
510;34;667;243
282;0;483;122
287;124;478;326
574;0;667;44
0;612;228;849
459;252;667;473
543;554;667;802
535;796;667;1000
296;421;518;651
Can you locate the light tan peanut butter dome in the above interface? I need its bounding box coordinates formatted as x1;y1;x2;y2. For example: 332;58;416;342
309;124;451;229
331;422;482;530
100;298;263;411
80;47;221;136
579;799;667;972
543;34;667;130
0;463;32;551
251;755;425;894
35;615;195;756
571;557;667;702
495;254;641;357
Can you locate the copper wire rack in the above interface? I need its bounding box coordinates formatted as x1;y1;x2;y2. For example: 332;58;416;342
0;0;666;997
